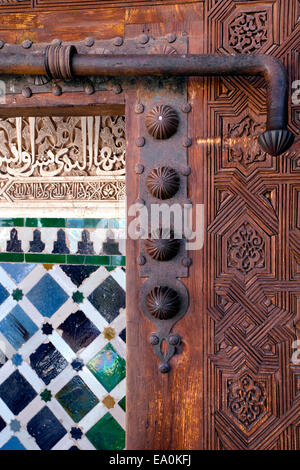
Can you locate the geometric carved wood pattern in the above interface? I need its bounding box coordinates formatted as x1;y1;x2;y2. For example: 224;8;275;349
205;0;300;450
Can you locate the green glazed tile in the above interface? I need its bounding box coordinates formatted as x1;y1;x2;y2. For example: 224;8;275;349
110;256;126;267
105;266;116;272
40;218;65;228
86;413;125;450
87;343;126;392
56;376;99;423
66;255;110;266
118;396;126;412
25;254;66;264
0;253;24;262
67;219;108;228
25;218;40;227
0;218;24;227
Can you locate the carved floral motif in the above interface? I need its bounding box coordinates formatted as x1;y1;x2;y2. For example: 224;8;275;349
228;375;267;428
227;222;265;274
229;11;268;53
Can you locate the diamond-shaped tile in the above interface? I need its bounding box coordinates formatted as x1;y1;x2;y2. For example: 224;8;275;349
30;342;68;385
27;273;69;317
86;413;125;450
88;276;125;323
1;436;26;450
87;343;126;392
58;310;100;352
0;415;6;432
0;263;35;283
0;283;9;306
56;375;99;423
0;347;7;368
27;406;67;450
60;265;99;287
0;305;38;350
0;370;37;415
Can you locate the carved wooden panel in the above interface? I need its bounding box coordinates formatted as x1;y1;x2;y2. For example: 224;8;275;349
203;0;300;450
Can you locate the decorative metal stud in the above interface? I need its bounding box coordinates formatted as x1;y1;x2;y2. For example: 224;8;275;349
112;84;122;94
84;37;95;47
181;166;191;176
135;137;145;147
84;83;95;95
138;34;149;44
146;286;180;320
52;84;62;96
147;166;180;200
137;255;146;266
22;87;32;98
135;103;144;114
182;137;192;147
168;334;181;346
166;33;177;43
113;37;123;46
145;104;179;139
181;257;192;267
149;334;159;345
22;40;32;49
135;163;144;174
159;363;170;374
181;103;192;113
145;229;180;261
258;129;295;156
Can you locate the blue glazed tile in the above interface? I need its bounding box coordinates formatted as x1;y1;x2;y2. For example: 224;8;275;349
56;375;99;423
27;273;69;317
52;229;70;254
10;419;21;432
27;406;67;450
88;276;125;323
0;263;35;283
30;342;68;385
0;305;38;350
0;283;9;306
0;416;6;432
60;265;99;287
0;370;37;415
1;437;26;450
87;343;126;392
58;310;100;353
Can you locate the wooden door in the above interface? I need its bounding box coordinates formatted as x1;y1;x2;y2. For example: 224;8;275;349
0;0;299;451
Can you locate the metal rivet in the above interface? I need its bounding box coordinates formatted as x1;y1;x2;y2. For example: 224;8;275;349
137;255;146;266
85;37;95;47
168;334;181;346
0;41;5;49
166;33;177;43
181;103;192;113
149;334;159;346
113;36;123;46
135;103;144;114
51;38;62;46
182;137;192;148
112;84;122;94
22;40;32;49
22;87;32;98
138;34;149;44
84;83;94;95
182;257;192;268
181;166;191;176
136;198;145;206
52;84;62;96
159;363;170;374
135;163;144;174
135;137;145;147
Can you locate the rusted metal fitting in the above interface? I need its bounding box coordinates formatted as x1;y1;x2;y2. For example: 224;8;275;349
45;44;77;80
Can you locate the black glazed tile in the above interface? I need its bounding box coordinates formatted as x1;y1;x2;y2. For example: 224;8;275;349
29;229;45;253
60;265;99;287
6;229;23;253
58;310;100;352
88;276;125;323
52;229;70;254
119;328;126;343
0;416;6;432
27;406;67;450
101;231;121;255
77;230;95;255
30;342;68;385
69;445;80;451
0;370;37;415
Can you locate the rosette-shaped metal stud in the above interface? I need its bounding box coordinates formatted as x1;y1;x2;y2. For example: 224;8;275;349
258;129;294;156
145;229;180;261
147;166;180;200
145;104;179;139
146;286;180;320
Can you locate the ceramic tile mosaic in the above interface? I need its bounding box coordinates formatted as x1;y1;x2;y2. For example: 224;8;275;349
0;220;126;450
